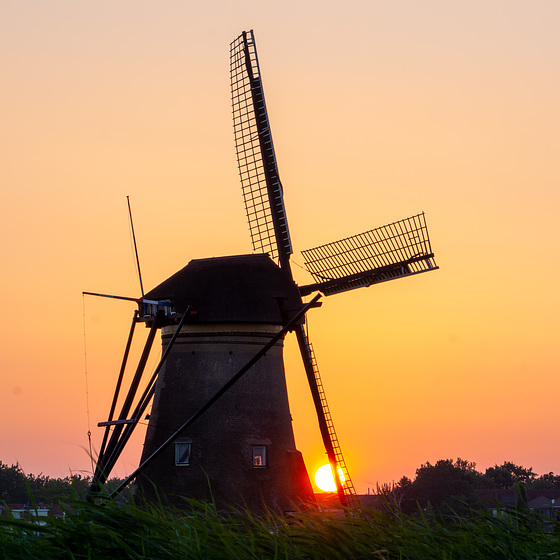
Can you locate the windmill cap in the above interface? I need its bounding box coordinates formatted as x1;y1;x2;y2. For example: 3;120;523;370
143;254;303;325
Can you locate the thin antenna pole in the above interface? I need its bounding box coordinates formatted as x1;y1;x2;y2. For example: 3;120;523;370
127;196;145;298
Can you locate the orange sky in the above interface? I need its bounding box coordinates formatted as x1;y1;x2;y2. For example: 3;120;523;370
1;1;559;493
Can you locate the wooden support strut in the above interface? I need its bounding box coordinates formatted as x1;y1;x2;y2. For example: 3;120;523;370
90;313;161;493
96;310;139;465
95;306;193;486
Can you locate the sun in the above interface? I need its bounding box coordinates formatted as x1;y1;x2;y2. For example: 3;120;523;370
314;463;345;492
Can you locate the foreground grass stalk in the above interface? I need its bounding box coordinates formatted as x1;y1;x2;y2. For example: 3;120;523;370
2;496;560;559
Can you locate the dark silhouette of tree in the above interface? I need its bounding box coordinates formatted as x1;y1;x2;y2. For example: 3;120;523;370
26;473;92;502
0;462;28;503
530;472;560;489
408;458;485;514
374;477;415;512
375;458;560;516
484;461;536;489
0;461;126;504
392;476;414;511
396;476;413;491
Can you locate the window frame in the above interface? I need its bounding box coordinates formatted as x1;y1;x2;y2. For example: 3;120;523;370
252;445;267;468
174;441;192;466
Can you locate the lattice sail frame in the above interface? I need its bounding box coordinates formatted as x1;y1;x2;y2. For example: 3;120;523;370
230;30;292;267
301;213;438;296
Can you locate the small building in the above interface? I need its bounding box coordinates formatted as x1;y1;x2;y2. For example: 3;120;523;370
475;488;560;518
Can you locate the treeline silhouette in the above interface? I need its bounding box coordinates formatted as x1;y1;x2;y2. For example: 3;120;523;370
0;461;124;504
3;457;560;510
378;458;560;514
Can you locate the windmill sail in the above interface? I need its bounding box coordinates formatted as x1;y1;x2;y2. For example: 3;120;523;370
295;324;357;507
230;30;292;270
300;213;437;296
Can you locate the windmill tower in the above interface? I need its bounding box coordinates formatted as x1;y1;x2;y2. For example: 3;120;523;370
89;30;438;511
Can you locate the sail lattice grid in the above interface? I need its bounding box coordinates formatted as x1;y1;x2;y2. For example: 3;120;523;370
230;30;292;265
301;213;437;296
302;333;357;506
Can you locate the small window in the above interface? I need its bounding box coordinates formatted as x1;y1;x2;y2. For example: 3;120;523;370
175;442;191;466
252;445;267;468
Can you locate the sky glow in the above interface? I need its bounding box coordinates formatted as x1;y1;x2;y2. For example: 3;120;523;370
1;1;559;493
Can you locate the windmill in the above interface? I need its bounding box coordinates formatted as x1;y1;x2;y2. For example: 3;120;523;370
89;30;438;511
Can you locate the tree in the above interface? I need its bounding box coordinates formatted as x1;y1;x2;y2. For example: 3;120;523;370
396;475;413;491
484;461;536;489
0;461;128;504
25;472;93;502
530;472;560;489
0;462;28;503
410;458;484;513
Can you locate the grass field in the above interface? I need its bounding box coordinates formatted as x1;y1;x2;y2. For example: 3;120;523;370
1;495;560;559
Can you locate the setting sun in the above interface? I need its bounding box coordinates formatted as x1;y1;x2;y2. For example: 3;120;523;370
315;464;345;492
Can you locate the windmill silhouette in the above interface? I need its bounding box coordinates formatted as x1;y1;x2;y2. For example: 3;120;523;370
89;30;438;511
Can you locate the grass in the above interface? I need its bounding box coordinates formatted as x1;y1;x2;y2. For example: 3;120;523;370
2;495;560;559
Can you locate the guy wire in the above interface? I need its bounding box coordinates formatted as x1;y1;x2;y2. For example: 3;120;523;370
82;294;95;475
